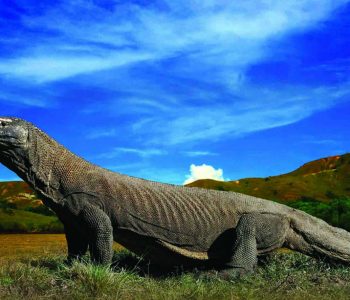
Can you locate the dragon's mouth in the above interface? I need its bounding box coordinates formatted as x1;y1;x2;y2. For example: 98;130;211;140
0;136;21;149
0;135;17;142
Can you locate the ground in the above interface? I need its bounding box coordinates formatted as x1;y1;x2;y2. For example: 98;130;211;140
1;234;350;299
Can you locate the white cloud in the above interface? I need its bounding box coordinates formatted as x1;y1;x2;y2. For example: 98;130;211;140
184;164;225;184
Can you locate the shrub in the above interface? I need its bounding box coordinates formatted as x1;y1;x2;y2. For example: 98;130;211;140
289;197;350;231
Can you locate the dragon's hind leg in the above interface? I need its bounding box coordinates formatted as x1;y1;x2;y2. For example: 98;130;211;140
216;213;289;280
218;214;258;279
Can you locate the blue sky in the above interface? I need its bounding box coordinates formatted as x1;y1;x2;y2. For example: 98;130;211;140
0;0;350;184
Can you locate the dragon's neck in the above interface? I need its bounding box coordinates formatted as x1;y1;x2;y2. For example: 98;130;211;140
0;128;63;208
26;128;99;203
9;128;66;207
1;127;110;210
21;128;89;207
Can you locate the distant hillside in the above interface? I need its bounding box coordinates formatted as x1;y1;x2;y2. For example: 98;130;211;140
0;181;33;197
0;181;40;209
0;181;63;233
187;153;350;203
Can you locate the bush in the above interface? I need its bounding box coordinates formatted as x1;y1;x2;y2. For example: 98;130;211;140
289;197;350;231
0;198;17;215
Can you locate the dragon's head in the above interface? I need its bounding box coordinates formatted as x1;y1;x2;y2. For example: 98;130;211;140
0;117;29;151
0;117;63;204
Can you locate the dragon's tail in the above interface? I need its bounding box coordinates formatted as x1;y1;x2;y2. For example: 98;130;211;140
285;209;350;263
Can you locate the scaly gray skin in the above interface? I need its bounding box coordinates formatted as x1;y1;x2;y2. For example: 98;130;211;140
1;117;350;276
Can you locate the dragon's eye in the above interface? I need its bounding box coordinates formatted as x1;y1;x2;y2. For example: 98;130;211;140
1;122;6;127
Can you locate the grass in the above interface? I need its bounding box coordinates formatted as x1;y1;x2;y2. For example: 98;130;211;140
1;250;350;299
0;234;124;261
0;209;63;233
0;234;67;260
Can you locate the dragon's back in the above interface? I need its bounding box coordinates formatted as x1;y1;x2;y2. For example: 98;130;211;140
100;172;287;252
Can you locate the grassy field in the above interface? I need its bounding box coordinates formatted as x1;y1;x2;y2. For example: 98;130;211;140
1;235;350;299
0;234;124;261
0;234;66;260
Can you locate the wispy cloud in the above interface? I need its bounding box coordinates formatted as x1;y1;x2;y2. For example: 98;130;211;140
133;82;350;145
0;86;52;107
0;0;348;83
0;1;350;185
0;52;154;83
86;128;119;139
0;0;349;149
182;151;218;157
96;147;167;159
83;96;173;116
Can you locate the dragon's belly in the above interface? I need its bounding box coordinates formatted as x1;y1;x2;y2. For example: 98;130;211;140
114;229;210;267
113;213;289;267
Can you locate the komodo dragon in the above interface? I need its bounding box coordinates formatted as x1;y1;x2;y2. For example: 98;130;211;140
0;117;350;277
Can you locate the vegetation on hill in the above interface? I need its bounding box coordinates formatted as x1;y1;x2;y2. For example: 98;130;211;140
187;153;350;231
187;153;350;202
288;197;350;231
0;209;62;233
0;182;62;233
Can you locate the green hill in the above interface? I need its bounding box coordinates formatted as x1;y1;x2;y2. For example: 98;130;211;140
187;153;350;230
0;181;63;233
0;181;40;209
0;209;62;233
187;153;350;203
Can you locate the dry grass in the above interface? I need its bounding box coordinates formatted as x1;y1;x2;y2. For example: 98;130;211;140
0;234;123;261
0;234;66;261
1;234;350;299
